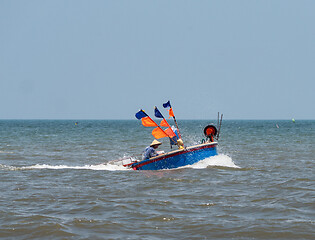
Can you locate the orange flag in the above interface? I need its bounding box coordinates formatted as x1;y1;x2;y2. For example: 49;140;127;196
160;118;169;127
141;117;158;127
152;127;168;139
168;108;175;118
160;119;176;137
165;127;176;137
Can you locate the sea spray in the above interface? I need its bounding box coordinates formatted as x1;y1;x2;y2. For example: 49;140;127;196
185;154;240;169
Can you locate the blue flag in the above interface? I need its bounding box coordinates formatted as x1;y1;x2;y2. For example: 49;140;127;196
135;109;147;119
163;100;171;108
154;107;164;118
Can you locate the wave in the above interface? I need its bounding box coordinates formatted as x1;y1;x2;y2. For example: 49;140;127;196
182;154;240;169
0;150;14;154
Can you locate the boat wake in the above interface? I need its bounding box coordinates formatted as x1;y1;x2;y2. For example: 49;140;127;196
183;154;240;169
1;163;131;171
1;154;238;172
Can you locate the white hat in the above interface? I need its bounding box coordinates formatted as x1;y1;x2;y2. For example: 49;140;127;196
150;139;162;147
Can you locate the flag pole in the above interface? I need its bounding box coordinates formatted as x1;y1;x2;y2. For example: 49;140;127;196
172;114;182;139
154;106;177;136
164;101;182;139
217;114;223;140
147;116;177;145
137;109;177;145
155;106;180;148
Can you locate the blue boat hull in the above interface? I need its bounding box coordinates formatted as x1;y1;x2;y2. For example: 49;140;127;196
131;142;218;170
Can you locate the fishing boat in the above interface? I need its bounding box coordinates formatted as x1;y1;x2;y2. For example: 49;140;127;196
130;141;218;170
111;101;223;171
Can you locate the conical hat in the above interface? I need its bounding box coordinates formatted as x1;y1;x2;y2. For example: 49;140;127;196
150;139;162;147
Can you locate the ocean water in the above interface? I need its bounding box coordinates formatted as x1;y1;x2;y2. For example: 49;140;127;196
0;120;314;239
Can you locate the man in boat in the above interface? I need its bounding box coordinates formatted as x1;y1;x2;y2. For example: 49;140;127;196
142;139;162;160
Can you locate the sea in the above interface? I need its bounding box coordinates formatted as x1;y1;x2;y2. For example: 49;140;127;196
0;120;314;239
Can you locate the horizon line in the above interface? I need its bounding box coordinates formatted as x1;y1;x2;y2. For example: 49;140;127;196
0;118;313;121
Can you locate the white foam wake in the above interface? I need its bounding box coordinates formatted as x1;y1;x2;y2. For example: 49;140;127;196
18;163;130;171
1;155;238;171
184;154;240;169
